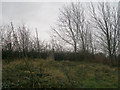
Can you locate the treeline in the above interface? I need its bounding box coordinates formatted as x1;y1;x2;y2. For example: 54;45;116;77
1;2;120;66
52;2;120;66
1;21;93;61
1;22;54;60
0;22;119;65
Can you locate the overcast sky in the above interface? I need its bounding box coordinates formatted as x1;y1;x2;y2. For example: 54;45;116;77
2;2;118;41
2;2;65;41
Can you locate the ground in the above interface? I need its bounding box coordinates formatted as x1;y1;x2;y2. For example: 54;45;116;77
2;59;118;88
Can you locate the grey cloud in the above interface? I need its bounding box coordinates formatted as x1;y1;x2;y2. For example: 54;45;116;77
2;2;64;40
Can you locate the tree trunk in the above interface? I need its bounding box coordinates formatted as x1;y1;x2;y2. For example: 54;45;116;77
74;42;77;53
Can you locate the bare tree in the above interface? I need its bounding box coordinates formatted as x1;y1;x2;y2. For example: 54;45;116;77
52;2;92;53
89;2;119;65
18;24;31;56
0;24;14;52
35;28;40;52
118;1;120;56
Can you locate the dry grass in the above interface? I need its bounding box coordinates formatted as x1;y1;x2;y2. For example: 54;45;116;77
2;59;118;88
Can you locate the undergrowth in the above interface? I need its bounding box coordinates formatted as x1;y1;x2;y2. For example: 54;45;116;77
2;59;118;88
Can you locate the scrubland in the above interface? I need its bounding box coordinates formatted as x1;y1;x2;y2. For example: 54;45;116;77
2;59;118;88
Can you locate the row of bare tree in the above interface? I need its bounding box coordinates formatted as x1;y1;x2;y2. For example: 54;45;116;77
52;2;120;65
0;2;120;65
0;21;68;60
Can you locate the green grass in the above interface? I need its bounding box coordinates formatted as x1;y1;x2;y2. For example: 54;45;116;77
2;59;118;88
